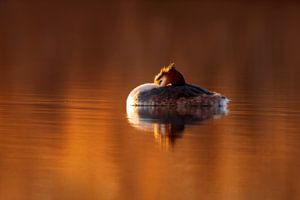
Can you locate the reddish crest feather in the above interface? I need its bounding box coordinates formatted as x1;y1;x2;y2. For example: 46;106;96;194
154;63;185;86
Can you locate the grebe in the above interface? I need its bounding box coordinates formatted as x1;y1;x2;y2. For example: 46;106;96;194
127;63;229;107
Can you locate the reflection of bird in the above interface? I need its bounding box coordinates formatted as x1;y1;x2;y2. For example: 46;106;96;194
153;123;183;149
126;105;228;148
127;63;229;107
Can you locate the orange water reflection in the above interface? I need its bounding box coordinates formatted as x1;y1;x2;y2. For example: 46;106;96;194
0;1;300;200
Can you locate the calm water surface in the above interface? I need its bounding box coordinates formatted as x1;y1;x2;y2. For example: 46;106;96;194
1;1;300;200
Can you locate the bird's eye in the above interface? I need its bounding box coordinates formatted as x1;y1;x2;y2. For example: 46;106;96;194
159;80;162;85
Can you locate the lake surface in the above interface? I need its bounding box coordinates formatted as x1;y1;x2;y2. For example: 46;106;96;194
1;1;300;200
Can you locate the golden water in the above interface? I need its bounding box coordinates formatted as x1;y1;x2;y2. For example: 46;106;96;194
0;1;300;200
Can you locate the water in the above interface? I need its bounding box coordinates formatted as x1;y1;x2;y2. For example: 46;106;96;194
1;1;300;200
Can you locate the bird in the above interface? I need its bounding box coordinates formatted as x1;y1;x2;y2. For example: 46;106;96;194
127;63;228;108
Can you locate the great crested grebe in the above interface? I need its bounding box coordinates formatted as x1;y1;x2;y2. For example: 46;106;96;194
127;63;229;107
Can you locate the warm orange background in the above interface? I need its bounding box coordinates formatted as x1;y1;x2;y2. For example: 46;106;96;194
0;1;300;200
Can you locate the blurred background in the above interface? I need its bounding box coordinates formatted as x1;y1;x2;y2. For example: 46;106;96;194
0;1;300;200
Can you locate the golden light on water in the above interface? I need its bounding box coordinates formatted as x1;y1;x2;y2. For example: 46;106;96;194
1;1;300;199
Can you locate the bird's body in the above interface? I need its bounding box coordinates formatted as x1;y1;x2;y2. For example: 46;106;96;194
127;63;229;108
